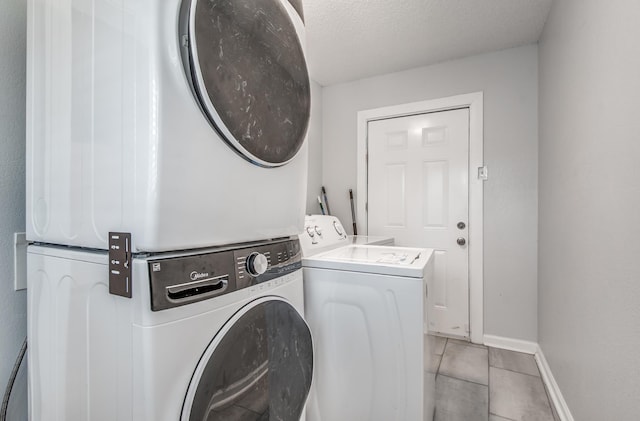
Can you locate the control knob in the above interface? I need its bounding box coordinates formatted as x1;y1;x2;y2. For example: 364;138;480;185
246;252;269;277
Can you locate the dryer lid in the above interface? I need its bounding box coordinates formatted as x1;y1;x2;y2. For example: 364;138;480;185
183;0;310;167
181;297;313;420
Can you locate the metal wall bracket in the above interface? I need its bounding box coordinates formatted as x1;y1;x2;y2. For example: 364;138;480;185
109;232;132;298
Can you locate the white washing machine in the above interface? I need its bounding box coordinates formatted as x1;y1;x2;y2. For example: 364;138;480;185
298;216;436;421
26;0;310;252
27;239;313;420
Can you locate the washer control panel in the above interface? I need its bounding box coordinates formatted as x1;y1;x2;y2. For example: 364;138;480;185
148;239;301;311
233;240;301;290
299;215;349;256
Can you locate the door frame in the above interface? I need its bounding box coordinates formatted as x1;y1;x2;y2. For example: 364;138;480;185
356;92;484;344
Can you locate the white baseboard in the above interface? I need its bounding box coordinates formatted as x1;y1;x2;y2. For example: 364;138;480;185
483;334;538;354
483;335;574;421
535;346;575;421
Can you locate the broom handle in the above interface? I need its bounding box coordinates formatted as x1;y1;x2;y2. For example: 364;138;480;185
349;189;357;235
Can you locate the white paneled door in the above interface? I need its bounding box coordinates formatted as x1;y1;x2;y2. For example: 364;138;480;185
367;108;470;338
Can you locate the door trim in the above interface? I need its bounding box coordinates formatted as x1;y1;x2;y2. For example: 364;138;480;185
356;92;484;344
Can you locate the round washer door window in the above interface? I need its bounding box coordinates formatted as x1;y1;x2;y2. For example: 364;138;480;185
184;0;311;167
182;297;313;421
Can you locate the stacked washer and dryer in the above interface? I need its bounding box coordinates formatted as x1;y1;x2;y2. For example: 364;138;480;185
26;0;313;420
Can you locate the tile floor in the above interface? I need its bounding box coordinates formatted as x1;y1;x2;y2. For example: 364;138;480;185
427;335;560;421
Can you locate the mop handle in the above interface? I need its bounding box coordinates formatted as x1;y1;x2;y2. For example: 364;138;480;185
321;186;331;215
349;189;357;235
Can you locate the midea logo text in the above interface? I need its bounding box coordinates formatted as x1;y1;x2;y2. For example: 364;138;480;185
190;271;210;281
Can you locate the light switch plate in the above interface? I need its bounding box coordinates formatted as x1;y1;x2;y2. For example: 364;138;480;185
478;166;488;181
14;232;27;291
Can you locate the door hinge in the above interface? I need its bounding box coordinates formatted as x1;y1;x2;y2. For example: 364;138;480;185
109;232;132;298
477;166;488;181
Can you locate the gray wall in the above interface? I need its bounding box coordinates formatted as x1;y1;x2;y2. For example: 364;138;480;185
306;80;324;214
0;0;28;418
322;45;539;341
538;0;640;419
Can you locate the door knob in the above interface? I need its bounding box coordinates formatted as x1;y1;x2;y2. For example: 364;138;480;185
457;237;466;246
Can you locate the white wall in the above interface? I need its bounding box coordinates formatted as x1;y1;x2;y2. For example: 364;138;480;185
305;80;323;214
0;0;28;418
538;0;640;419
322;45;539;341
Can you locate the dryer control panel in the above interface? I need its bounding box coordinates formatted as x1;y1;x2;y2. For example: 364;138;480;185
148;239;301;311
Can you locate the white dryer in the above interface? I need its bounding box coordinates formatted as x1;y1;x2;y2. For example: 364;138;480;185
27;239;313;420
298;216;436;421
26;0;310;252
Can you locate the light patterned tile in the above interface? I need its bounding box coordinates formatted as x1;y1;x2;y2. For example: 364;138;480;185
425;371;437;420
490;367;554;421
435;375;488;421
447;338;487;349
427;334;447;355
489;348;540;377
439;341;489;385
425;335;444;373
490;415;515;421
425;352;442;374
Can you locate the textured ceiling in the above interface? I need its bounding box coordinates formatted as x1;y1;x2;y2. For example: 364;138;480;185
302;0;553;86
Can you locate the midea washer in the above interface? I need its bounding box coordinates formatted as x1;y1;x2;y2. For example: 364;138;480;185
28;239;313;420
26;0;311;252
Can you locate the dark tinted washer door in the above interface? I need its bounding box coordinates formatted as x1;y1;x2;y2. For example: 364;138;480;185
188;0;310;167
182;298;313;421
287;0;304;22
